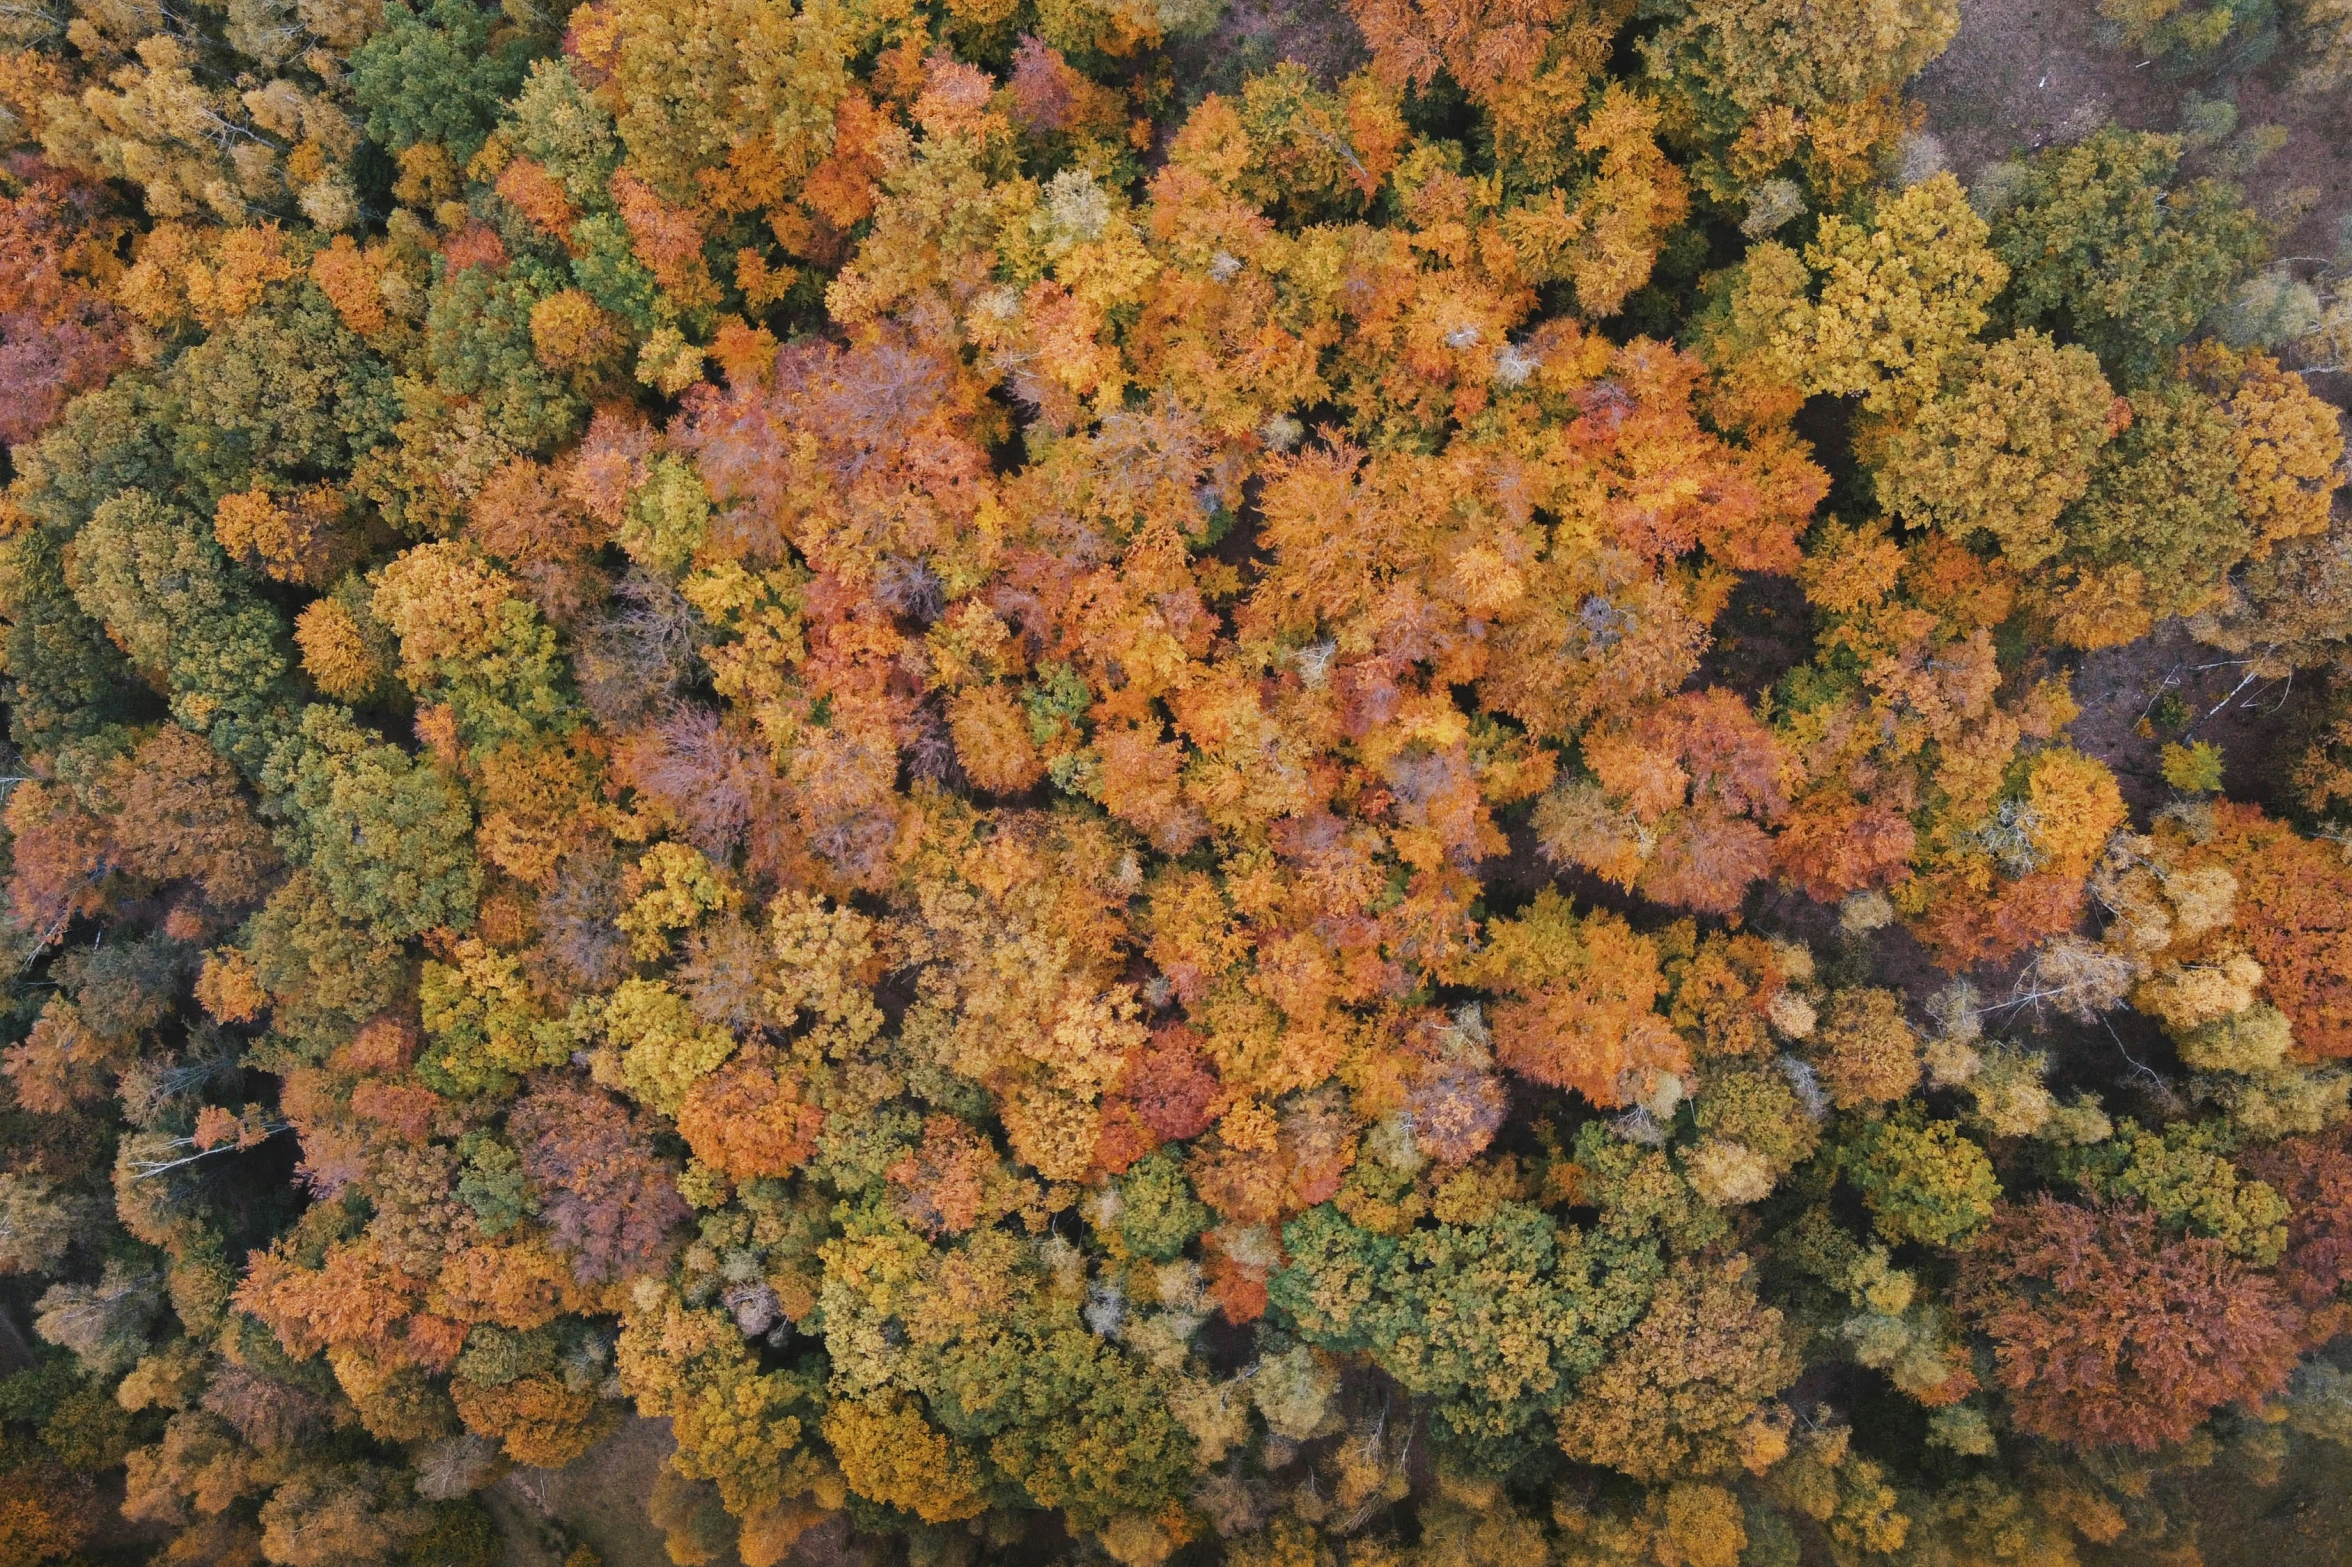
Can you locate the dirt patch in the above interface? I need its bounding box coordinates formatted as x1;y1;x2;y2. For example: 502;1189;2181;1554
1913;0;2175;172
2066;620;2314;820
1165;0;1368;102
486;1416;693;1567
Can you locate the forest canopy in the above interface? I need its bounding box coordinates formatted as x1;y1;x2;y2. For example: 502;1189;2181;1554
0;0;2349;1562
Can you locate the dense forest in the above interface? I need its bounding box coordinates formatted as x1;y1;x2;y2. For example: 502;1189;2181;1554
0;0;2349;1559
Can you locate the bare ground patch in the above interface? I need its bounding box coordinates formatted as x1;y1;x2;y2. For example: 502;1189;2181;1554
2067;619;2316;820
487;1416;693;1567
1165;0;1368;102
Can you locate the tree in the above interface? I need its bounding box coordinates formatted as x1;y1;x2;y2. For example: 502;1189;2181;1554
1350;0;1609;115
1551;86;1691;317
63;488;299;771
103;724;280;911
0;164;129;447
2;780;115;948
2021;747;2127;878
450;1372;616;1467
1768;174;2007;416
2046;376;2248;636
1471;890;1687;1108
1953;1196;2301;1450
1803;989;1920;1109
2188;342;2347;564
294;584;395;705
0;522;141;751
2065;1119;2288;1264
597;978;739;1115
466;458;607;567
2293;0;2352;88
350;0;538;162
2188;804;2352;1059
0;1173;79;1275
0;1445;100;1564
1272;1193;1659;1459
35;1259;164;1376
163;283;399;507
1536;688;1789;915
212;486;358;589
1846;1112;1997;1248
2237;1123;2352;1340
255;1464;430;1567
1873;330;2118;569
820;1395;988;1524
508;1076;688;1283
234;871;410;1056
674;1044;823;1181
262;706;478;939
1113;1149;1211;1260
418;254;589;461
1987;128;2271;383
1687;1061;1818;1205
1644;0;1957;124
947;683;1046;793
1552;1254;1798;1481
569;0;869;216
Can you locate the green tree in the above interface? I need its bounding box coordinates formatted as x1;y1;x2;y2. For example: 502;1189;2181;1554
1115;1149;1209;1261
163;285;399;508
260;705;479;939
1647;0;1958;119
979;1330;1199;1533
2060;375;2247;621
2064;1119;2289;1264
1272;1193;1659;1463
1845;1111;1998;1248
10;380;178;536
351;0;541;162
236;870;411;1059
63;489;298;772
506;59;623;206
0;524;141;751
424;255;590;456
1988;128;2270;382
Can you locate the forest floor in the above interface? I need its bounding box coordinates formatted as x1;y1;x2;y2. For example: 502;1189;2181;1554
2069;620;2313;817
2168;1343;2352;1567
487;1416;691;1566
1164;0;1363;103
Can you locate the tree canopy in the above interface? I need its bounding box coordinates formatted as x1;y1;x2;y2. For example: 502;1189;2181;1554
0;0;2347;1562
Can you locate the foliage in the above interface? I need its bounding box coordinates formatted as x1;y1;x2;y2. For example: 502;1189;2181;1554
1986;128;2271;383
1552;1254;1798;1482
1872;330;2116;569
1845;1111;1997;1248
0;0;2337;1561
1954;1196;2302;1450
1272;1188;1658;1457
1770;174;2007;416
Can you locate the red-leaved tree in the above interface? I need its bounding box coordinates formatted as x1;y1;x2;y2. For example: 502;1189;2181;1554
1953;1196;2301;1451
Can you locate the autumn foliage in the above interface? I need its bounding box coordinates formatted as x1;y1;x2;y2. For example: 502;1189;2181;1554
0;0;2346;1561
